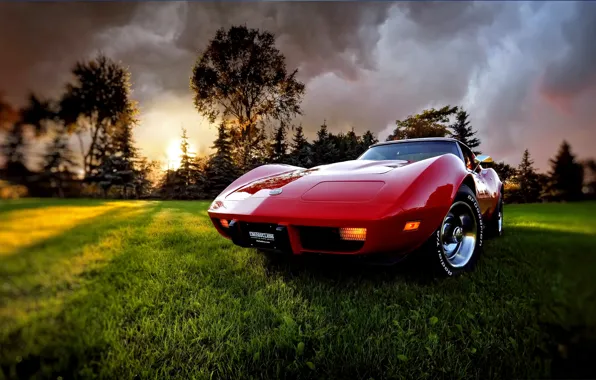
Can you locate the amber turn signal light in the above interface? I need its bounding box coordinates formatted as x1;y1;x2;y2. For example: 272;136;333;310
339;227;367;241
220;219;229;228
403;221;421;231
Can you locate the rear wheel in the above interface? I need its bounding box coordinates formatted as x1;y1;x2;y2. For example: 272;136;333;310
422;184;484;277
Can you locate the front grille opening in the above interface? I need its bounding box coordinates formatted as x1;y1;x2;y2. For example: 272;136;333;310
298;226;365;252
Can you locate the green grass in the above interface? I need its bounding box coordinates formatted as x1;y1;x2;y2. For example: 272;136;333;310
1;199;595;379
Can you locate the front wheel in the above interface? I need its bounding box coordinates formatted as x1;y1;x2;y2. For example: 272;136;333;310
421;184;484;277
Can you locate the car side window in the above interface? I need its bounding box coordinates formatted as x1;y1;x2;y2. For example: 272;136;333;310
459;143;476;171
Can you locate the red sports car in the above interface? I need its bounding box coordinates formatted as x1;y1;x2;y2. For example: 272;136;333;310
208;137;504;276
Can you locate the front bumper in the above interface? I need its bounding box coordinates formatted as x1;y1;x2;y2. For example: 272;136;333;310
208;198;446;255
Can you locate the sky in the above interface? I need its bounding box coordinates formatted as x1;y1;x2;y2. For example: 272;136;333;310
0;1;594;171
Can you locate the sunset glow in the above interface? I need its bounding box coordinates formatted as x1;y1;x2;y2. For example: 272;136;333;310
164;139;197;171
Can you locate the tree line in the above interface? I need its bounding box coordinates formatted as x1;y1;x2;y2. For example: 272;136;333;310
1;25;594;203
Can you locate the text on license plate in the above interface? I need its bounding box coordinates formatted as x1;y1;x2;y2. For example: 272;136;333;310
248;231;275;241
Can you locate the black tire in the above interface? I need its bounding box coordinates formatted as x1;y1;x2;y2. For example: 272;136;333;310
487;193;504;238
421;184;484;277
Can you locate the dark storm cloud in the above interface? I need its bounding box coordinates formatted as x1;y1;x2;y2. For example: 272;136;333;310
0;1;594;169
0;2;140;104
541;2;596;100
400;1;509;42
175;2;393;81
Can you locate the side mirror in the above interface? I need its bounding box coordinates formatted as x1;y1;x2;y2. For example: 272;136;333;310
474;155;493;164
473;154;493;171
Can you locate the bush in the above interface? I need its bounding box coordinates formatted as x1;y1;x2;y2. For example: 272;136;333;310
0;180;28;199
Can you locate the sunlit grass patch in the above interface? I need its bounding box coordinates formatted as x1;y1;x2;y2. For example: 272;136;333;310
0;201;146;256
0;202;157;341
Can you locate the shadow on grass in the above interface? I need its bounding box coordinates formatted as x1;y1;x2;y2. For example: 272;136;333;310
497;225;596;379
257;224;596;379
261;249;438;286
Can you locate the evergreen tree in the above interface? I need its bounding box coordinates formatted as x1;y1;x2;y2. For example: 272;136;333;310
311;121;338;166
1;123;27;176
269;123;289;163
344;128;361;160
173;127;205;199
329;132;346;163
156;168;178;200
543;141;584;202
133;157;159;199
113;115;137;198
357;130;378;156
205;122;238;198
177;128;193;187
289;125;312;167
190;155;207;197
91;114;138;198
517;149;542;203
40;128;76;198
450;108;481;155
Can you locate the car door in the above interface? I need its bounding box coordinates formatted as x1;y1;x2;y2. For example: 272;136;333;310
458;143;492;215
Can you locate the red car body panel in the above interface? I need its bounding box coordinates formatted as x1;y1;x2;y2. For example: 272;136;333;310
208;139;502;257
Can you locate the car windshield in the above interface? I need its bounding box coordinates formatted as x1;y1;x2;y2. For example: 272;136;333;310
359;141;460;162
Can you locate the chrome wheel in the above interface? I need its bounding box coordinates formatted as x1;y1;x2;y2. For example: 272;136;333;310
440;201;478;268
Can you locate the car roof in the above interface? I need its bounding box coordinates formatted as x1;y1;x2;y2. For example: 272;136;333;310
370;137;461;148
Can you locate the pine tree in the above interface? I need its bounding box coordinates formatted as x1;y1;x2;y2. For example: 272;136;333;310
344;128;361;160
357;130;378;156
133;157;159;199
269;124;289;163
1;123;27;178
450;108;481;155
517;149;542;203
205;122;238;198
289;125;312;167
173;127;206;199
543;141;584;202
178;127;193;187
311;121;338;166
113;116;137;198
40;128;76;198
89;113;139;198
91;114;138;198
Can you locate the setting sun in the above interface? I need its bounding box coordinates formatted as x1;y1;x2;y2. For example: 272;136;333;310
164;139;197;170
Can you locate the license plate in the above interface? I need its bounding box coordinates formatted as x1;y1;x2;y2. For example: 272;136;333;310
248;231;275;244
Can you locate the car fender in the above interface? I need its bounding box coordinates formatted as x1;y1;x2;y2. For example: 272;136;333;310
216;164;302;200
386;154;470;240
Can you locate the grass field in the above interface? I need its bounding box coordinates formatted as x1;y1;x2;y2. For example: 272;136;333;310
1;199;595;379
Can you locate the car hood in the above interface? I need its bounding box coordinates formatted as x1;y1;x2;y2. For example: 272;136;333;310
225;159;411;201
